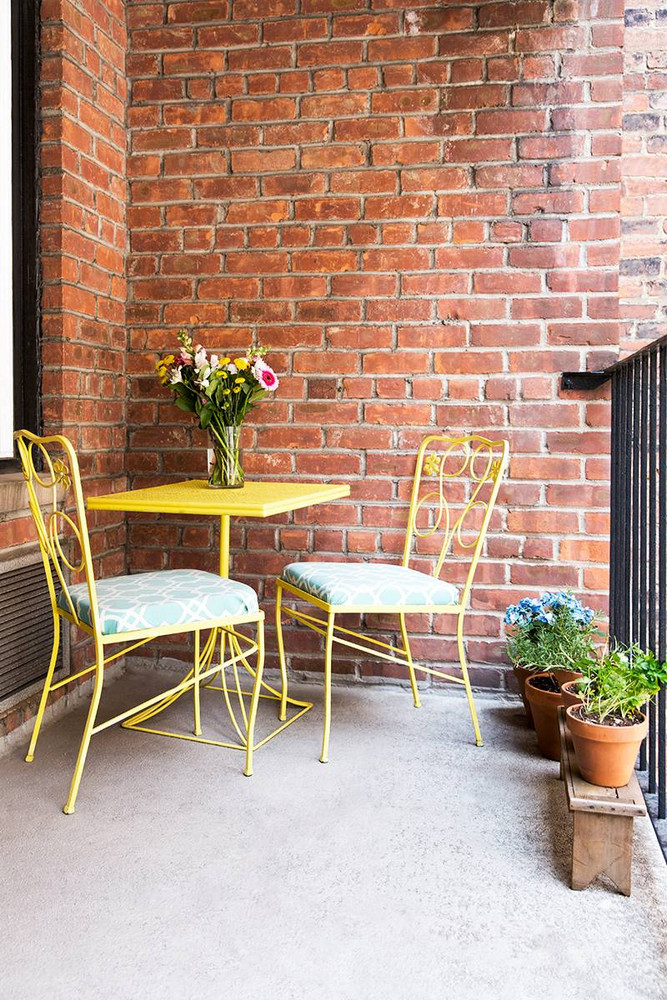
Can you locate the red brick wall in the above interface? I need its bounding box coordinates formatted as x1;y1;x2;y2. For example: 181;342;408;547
0;0;129;737
621;1;667;347
41;0;129;649
124;1;623;685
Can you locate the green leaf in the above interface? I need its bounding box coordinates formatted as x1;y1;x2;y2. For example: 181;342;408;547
175;396;195;413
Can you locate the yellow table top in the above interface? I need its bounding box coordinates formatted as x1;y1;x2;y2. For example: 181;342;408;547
87;479;350;518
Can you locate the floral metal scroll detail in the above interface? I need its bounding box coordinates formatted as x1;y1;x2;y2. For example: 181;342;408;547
51;458;72;489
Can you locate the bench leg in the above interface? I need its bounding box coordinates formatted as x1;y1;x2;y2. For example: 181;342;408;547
571;812;634;896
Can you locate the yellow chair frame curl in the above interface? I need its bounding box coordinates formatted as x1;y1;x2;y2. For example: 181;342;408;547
15;430;271;814
276;434;509;763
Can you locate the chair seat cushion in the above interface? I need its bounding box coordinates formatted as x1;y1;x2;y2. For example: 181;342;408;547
280;561;458;609
57;569;258;636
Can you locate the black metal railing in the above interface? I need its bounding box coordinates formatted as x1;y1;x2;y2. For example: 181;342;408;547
563;334;667;840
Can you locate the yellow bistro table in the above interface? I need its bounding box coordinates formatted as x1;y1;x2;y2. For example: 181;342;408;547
87;479;350;758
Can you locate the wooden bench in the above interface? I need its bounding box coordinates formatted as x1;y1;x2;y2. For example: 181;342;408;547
558;707;646;896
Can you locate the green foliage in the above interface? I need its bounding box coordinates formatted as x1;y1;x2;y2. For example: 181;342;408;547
505;596;598;672
577;644;667;722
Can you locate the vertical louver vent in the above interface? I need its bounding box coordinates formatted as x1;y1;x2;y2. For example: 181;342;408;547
0;560;60;700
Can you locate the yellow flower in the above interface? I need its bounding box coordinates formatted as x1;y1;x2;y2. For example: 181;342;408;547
221;357;231;365
163;354;175;366
423;453;441;477
223;388;231;395
233;387;241;394
235;377;246;384
234;358;249;370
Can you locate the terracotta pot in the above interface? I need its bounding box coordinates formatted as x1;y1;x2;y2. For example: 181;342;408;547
512;665;535;728
565;705;647;787
553;667;583;689
525;672;563;761
560;679;583;712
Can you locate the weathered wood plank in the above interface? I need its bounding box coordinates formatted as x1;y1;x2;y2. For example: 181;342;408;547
558;708;646;818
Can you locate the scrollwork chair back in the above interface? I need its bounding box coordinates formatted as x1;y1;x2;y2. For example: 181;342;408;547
14;430;100;635
403;434;509;608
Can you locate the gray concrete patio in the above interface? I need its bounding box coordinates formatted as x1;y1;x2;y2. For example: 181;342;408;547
2;669;667;1000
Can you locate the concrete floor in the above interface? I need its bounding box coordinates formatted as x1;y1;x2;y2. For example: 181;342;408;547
2;669;667;1000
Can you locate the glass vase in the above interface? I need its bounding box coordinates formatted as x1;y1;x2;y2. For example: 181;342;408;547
207;425;244;489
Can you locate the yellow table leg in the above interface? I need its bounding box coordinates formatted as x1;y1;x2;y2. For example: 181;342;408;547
219;514;230;578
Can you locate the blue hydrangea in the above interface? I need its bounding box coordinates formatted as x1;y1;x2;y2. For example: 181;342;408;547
503;591;595;630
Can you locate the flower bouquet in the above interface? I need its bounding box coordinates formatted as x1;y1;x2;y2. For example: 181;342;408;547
156;332;279;488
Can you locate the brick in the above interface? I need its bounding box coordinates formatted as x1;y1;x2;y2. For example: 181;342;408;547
232;98;297;122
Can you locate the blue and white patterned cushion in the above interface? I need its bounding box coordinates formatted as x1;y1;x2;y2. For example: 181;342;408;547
280;562;458;609
57;569;258;636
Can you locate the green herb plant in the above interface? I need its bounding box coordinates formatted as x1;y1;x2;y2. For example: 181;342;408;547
577;644;667;723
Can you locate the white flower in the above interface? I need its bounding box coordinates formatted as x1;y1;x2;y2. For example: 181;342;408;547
169;369;183;384
227;362;237;375
194;346;207;370
210;354;219;369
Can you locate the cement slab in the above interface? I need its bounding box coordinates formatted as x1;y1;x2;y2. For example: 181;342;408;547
1;669;666;1000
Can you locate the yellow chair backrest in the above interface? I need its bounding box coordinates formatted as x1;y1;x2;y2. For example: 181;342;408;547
14;430;100;633
402;434;509;606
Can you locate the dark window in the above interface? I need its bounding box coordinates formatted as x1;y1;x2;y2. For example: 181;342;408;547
0;0;39;470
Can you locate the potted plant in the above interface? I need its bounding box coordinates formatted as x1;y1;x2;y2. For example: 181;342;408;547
156;332;279;488
504;592;597;756
566;644;667;787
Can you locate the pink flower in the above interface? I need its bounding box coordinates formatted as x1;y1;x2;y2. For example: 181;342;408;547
176;351;192;367
253;359;279;391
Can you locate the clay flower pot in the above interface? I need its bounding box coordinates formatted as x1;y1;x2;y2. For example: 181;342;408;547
565;705;648;787
525;672;562;760
560;679;583;712
512;665;536;728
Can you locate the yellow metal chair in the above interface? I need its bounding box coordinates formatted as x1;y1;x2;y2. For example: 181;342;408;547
276;434;509;762
15;430;266;814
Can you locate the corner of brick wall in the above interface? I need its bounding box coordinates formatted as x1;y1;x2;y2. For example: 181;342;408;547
0;0;132;738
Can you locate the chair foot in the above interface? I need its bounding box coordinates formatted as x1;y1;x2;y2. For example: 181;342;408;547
319;755;328;764
25;754;34;763
243;767;253;777
193;727;202;737
475;738;484;748
63;804;75;815
279;710;286;722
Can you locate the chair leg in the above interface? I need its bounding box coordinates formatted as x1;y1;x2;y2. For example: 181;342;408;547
193;629;202;737
275;583;288;722
63;640;105;815
244;617;265;777
457;613;483;747
25;615;61;763
320;612;335;764
398;612;421;709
